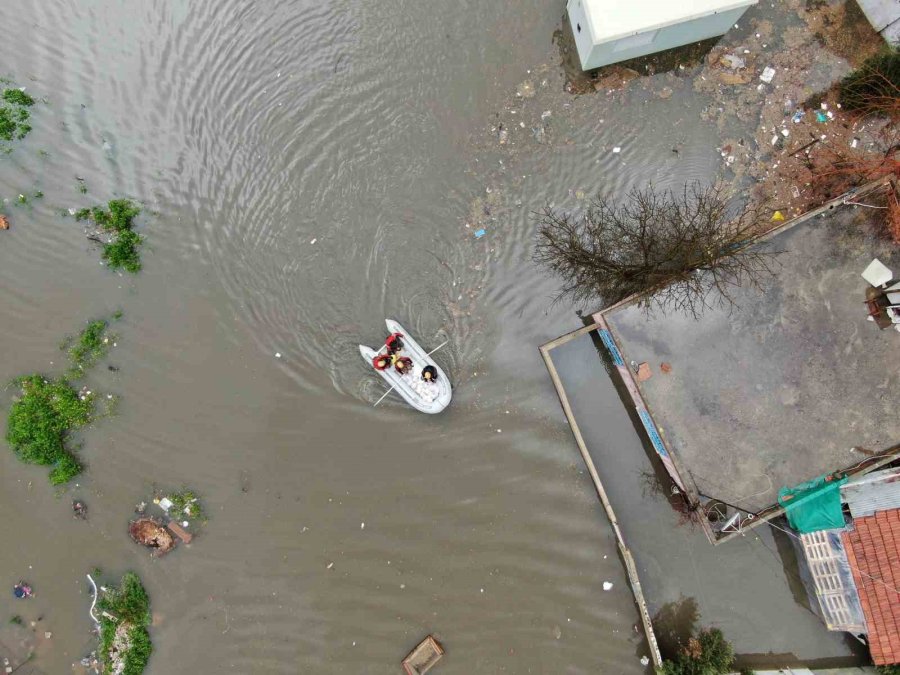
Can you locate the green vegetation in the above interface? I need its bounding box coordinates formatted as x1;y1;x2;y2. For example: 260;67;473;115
5;375;92;485
9;615;22;626
62;318;116;376
839;48;900;114
2;89;35;107
14;190;42;206
878;667;900;675
0;86;35;142
5;316;119;484
75;199;144;273
97;572;152;675
165;488;206;522
658;627;735;675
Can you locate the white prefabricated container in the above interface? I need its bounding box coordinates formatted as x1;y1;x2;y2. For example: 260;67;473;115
567;0;758;71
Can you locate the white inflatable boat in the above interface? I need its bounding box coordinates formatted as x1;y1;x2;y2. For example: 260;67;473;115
359;319;451;414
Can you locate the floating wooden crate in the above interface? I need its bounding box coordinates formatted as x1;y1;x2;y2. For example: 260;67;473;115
402;635;443;675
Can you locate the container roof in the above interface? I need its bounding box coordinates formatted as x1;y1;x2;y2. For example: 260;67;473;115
581;0;758;43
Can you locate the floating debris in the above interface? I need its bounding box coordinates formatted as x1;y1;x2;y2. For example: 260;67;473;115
402;635;444;675
129;518;176;556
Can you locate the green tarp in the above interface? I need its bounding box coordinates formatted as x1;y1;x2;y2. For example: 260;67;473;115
778;474;848;534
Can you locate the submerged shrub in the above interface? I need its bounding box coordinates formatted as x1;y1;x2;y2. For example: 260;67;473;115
75;199;145;273
97;572;152;675
164;488;206;522
2;89;35;107
5;375;92;484
103;229;143;273
658;627;735;675
6;315;119;484
63;319;115;374
0;86;35;142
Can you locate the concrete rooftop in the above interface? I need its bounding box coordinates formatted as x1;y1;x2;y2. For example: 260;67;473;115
605;203;900;512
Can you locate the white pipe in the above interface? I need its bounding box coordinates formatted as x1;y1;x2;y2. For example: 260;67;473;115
86;574;100;627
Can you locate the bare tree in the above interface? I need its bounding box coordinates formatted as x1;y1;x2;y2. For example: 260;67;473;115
533;183;780;317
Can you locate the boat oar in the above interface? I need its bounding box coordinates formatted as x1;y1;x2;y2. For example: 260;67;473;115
372;339;450;407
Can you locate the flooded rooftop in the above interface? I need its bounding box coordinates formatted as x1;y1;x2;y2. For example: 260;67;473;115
605;199;900;513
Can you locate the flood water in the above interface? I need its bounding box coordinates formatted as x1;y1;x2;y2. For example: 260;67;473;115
0;1;662;672
0;0;856;672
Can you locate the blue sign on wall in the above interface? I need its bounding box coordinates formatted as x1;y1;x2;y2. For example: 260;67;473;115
597;329;625;367
638;408;668;458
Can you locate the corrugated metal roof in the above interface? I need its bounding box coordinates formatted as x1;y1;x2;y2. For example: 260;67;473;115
841;467;900;519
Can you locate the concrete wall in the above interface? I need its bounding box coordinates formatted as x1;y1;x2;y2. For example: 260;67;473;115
567;3;751;70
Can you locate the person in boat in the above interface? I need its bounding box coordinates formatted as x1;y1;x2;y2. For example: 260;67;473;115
421;365;438;383
372;353;392;371
385;332;404;354
394;356;413;375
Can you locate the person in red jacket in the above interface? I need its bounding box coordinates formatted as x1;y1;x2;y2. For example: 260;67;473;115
372;353;392;371
385;332;404;354
394;356;413;374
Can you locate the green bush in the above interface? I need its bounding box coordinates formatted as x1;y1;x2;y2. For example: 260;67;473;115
97;572;152;675
75;199;144;273
0;86;34;142
5;375;93;484
64;319;114;374
878;666;900;675
658;627;735;675
103;229;143;273
2;89;35;107
839;48;900;113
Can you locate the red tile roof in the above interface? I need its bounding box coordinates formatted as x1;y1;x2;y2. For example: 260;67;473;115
843;509;900;665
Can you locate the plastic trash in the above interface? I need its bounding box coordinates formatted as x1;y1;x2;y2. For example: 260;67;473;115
474;229;486;239
771;211;785;222
158;497;174;511
612;147;622;154
816;111;827;123
791;110;805;124
603;581;613;591
760;66;776;83
13;583;32;599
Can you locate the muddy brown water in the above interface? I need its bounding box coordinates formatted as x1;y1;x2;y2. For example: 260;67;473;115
0;1;656;672
0;0;858;672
